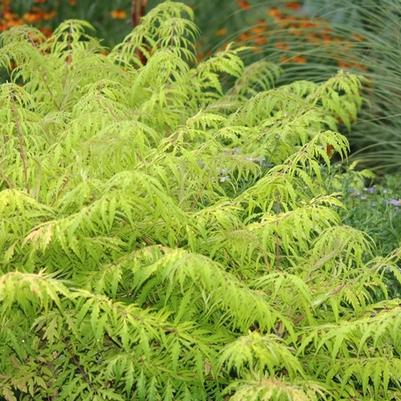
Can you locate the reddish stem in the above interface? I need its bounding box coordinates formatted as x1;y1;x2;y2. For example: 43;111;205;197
130;0;149;65
131;0;148;27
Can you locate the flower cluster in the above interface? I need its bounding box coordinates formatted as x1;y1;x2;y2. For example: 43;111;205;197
0;0;128;35
0;0;58;36
213;0;366;70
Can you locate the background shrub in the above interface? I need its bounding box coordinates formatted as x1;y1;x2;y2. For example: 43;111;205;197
3;0;401;170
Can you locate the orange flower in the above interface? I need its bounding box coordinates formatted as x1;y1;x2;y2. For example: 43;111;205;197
5;19;22;27
4;11;15;21
322;34;333;44
237;0;251;10
250;26;265;35
68;0;77;4
110;9;127;19
276;15;297;28
337;60;367;72
285;2;302;10
253;35;268;46
215;27;228;37
267;7;282;19
238;32;252;42
23;12;42;23
292;55;306;64
297;18;320;28
275;42;289;51
39;27;53;36
43;10;57;21
338;60;351;69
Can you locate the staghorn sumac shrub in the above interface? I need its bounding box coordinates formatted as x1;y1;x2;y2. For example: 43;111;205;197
0;2;400;400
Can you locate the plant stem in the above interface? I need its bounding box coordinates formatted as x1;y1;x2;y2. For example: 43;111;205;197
10;99;29;193
131;0;148;27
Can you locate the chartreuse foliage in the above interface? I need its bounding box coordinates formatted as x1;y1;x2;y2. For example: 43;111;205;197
0;2;401;400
